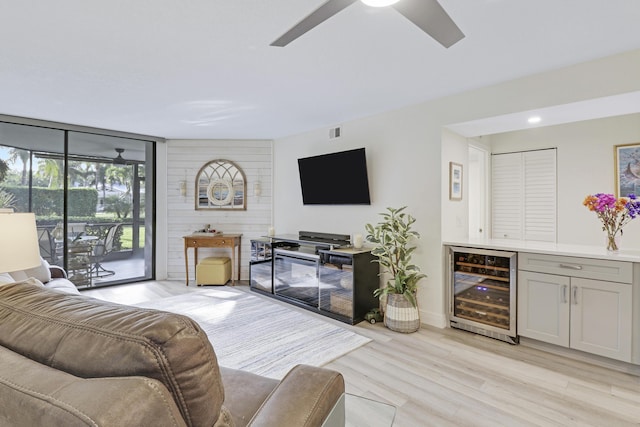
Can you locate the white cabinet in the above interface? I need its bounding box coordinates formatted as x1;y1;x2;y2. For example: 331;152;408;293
518;271;570;347
518;253;633;362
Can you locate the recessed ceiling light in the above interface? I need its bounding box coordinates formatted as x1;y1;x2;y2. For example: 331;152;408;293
528;116;542;124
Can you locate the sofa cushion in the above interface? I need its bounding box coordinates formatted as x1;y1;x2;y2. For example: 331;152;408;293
219;367;279;427
0;277;43;289
0;345;188;427
0;281;226;427
10;257;51;284
0;273;14;286
8;269;28;282
44;277;81;295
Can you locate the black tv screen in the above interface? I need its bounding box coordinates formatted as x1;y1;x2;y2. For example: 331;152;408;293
298;148;371;205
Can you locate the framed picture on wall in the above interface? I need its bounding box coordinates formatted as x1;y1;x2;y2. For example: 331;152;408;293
449;162;463;201
614;142;640;197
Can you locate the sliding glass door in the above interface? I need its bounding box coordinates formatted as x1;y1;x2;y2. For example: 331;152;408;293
0;120;155;289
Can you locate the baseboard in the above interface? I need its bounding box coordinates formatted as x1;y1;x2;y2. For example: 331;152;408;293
419;309;447;329
520;337;640;376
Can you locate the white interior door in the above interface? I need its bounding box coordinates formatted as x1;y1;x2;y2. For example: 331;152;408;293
468;145;488;239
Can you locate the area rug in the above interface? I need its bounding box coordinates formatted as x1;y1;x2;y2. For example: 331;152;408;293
135;287;371;379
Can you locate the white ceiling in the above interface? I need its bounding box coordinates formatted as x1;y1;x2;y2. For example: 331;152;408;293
1;0;640;140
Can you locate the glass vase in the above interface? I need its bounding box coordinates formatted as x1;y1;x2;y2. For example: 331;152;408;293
606;232;620;251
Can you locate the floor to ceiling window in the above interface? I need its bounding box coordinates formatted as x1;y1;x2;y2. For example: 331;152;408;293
0;119;156;289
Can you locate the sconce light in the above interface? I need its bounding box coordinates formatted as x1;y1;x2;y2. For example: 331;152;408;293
179;181;187;197
253;181;262;197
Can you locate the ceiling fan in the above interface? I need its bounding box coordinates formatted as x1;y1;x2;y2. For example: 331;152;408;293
113;148;127;165
271;0;464;48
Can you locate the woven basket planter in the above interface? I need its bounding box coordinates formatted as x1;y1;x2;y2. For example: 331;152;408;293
384;293;420;333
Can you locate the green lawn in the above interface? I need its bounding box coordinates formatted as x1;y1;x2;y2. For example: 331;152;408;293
120;225;145;250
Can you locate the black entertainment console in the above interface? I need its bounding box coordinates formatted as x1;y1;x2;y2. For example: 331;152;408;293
249;231;379;324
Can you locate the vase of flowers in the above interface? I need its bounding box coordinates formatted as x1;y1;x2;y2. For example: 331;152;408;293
583;193;640;251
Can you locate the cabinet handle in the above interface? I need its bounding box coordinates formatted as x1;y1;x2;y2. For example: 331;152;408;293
559;263;583;270
572;286;578;304
562;285;568;304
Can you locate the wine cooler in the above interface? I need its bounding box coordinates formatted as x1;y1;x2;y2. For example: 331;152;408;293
448;246;517;344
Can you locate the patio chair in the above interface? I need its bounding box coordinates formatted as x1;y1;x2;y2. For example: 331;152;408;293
37;227;58;264
90;224;121;278
68;223;86;240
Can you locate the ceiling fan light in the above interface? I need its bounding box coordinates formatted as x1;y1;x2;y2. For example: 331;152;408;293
113;148;126;165
361;0;400;7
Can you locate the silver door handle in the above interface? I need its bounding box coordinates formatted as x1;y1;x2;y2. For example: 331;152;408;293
560;263;583;270
572;286;578;304
562;285;568;304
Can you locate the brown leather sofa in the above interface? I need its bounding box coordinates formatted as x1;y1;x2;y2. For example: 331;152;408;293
0;280;345;426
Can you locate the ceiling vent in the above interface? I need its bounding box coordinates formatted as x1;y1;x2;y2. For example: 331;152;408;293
329;126;341;139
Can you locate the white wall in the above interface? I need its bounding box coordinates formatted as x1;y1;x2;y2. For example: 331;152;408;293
274;107;445;326
441;128;469;242
163;139;272;282
152;49;640;326
273;48;640;328
490;113;640;249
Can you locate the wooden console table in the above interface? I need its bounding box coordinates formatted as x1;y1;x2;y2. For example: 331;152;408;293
183;234;242;286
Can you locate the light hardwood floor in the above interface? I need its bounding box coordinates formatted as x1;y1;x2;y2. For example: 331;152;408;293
82;281;640;427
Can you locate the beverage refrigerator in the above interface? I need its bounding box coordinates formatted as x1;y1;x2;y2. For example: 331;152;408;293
448;246;518;344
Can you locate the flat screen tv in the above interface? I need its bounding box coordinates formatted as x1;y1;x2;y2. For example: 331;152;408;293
298;148;371;205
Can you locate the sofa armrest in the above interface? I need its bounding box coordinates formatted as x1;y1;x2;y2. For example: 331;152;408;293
49;265;67;279
248;365;344;427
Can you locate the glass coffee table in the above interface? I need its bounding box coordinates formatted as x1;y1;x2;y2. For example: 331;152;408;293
323;393;396;427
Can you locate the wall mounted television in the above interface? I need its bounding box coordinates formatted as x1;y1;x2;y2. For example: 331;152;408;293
298;147;371;205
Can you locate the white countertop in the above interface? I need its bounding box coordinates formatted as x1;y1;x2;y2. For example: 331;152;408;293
443;238;640;263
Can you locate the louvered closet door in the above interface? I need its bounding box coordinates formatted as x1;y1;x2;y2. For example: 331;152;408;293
492;152;523;240
492;149;557;242
523;150;557;241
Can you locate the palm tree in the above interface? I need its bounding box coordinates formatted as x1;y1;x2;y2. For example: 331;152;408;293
69;161;96;187
37;158;63;188
7;148;30;185
95;162;109;200
106;164;133;194
0;158;8;183
0;158;14;209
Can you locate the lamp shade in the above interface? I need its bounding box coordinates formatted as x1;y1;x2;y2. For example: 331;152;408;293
0;212;41;273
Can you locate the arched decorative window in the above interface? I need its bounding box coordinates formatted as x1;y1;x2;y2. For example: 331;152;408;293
195;159;246;210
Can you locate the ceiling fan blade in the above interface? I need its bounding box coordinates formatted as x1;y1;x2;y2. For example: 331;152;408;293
271;0;359;47
392;0;464;48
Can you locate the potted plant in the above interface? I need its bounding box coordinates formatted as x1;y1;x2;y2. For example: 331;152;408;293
365;206;426;333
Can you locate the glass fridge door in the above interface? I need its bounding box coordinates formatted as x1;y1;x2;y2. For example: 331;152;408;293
451;248;516;335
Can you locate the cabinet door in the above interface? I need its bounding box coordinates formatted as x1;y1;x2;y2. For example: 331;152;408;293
318;261;354;319
518;271;570;346
570;278;632;362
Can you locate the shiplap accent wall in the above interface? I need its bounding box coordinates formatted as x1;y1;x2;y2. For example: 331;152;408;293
166;139;272;282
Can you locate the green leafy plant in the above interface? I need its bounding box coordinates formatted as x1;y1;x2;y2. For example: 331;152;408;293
0;188;16;209
0;159;9;183
365;206;426;307
104;194;132;219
